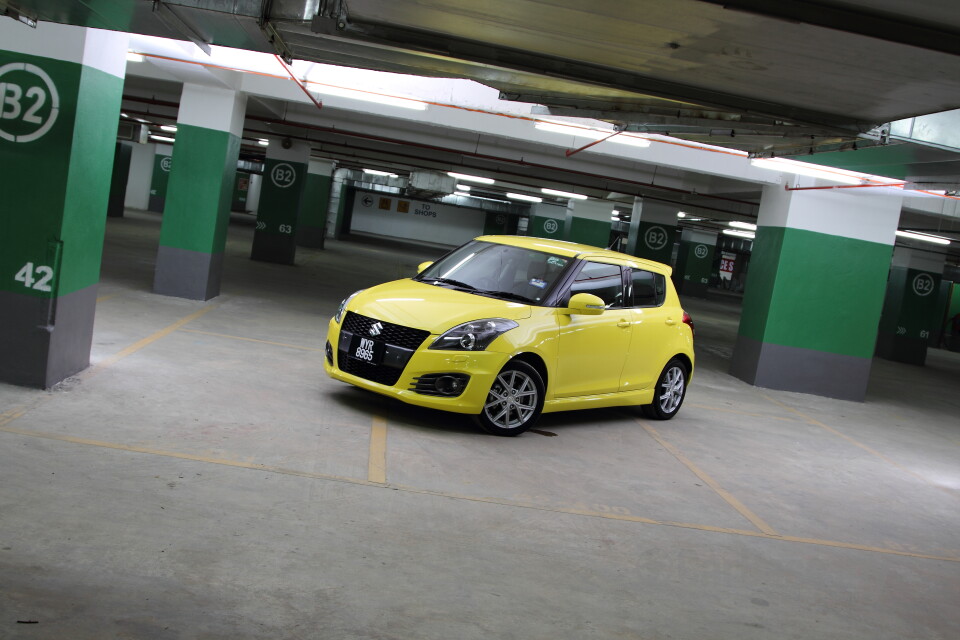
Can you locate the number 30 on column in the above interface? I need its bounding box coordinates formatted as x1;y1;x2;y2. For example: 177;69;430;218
15;262;54;292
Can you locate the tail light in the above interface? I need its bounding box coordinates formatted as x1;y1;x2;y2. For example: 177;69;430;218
682;311;695;338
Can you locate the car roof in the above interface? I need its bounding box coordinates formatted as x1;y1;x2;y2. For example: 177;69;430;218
474;235;673;275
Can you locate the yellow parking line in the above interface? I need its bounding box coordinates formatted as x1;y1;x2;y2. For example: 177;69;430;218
368;416;388;484
178;328;325;352
687;403;801;422
88;303;221;374
760;394;957;496
1;422;957;563
638;418;780;536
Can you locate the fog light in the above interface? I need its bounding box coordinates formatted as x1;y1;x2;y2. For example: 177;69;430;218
436;375;463;395
325;341;334;365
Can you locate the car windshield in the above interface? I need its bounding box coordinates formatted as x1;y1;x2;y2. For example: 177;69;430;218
417;241;572;305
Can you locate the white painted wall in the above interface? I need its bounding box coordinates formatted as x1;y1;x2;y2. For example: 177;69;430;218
349;191;486;247
124;142;156;210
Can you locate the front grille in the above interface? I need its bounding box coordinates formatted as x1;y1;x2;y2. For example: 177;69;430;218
338;312;431;387
341;355;404;386
342;312;430;350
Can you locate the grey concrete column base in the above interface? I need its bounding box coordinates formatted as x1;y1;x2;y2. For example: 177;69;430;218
0;286;98;388
251;233;296;265
729;334;872;401
875;334;928;366
154;246;224;301
297;225;325;249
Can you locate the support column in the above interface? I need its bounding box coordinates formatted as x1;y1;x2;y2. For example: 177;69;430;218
730;182;901;401
297;159;335;248
529;203;565;240
564;199;612;247
148;144;173;212
875;247;945;365
625;197;679;264
673;229;717;298
107;141;132;218
0;22;127;387
154;84;246;300
251;139;310;264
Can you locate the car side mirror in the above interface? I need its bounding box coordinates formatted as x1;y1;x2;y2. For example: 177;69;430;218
416;261;433;273
562;292;605;315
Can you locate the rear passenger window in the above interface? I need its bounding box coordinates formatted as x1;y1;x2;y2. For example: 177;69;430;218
569;262;623;308
631;269;666;307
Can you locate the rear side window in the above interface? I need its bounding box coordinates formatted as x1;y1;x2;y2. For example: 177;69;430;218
631;269;666;307
569;262;624;308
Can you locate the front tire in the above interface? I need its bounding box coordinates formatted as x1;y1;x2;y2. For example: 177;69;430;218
475;360;544;436
642;358;688;420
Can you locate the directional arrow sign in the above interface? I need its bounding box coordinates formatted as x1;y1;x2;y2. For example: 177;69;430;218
256;221;266;230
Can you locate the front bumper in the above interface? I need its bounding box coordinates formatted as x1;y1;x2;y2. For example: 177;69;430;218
324;317;509;414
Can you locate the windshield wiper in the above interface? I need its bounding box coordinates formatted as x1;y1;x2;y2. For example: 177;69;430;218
477;290;535;304
421;277;478;291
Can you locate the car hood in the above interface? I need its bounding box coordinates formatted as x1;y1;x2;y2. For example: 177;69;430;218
348;280;533;332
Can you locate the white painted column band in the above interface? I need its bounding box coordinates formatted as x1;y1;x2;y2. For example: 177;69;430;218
177;84;247;136
0;21;127;78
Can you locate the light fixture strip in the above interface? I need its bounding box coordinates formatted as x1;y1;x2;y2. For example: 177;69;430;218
506;192;543;203
542;188;588;200
728;220;757;231
447;172;495;185
895;230;951;245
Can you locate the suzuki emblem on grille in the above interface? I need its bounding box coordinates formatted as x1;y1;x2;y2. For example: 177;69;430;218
369;322;383;337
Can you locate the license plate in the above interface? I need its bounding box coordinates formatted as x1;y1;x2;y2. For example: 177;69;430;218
350;335;385;364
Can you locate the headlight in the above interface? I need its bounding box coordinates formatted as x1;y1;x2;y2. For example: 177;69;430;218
430;318;519;351
334;290;364;323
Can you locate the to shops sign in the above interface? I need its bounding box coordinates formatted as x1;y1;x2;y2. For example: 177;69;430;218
0;62;59;143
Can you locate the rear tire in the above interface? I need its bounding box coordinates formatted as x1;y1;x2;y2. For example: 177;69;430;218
642;358;687;420
474;360;544;436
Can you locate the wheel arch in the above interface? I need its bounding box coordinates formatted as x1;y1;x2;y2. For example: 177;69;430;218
509;352;549;389
671;353;694;379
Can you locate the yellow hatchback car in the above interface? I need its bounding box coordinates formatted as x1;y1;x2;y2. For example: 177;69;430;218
325;236;695;436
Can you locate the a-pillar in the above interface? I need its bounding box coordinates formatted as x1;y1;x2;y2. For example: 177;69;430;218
0;22;127;387
673;229;717;298
730;182;901;401
564;199;612;247
252;139;310;263
625;197;679;264
154;84;245;300
876;246;945;365
297;158;335;248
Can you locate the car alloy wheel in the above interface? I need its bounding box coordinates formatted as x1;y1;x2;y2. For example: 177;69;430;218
475;360;544;436
642;359;687;420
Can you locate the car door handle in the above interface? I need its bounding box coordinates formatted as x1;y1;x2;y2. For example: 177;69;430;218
618;318;631;328
665;317;677;326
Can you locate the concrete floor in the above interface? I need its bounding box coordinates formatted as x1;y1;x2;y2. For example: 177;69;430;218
1;210;958;640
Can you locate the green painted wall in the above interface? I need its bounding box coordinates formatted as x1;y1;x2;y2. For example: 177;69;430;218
738;226;893;359
255;158;308;237
158;124;240;254
0;52;121;298
529;214;564;239
631;221;676;264
300;173;332;227
568;217;610;248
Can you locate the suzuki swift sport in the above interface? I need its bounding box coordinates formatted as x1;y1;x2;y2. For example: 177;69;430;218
324;236;694;436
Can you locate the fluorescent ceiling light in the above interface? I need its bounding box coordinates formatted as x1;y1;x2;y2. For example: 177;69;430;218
312;85;427;110
453;191;472;197
363;168;398;178
160;125;177;132
149;134;175;143
535;121;650;147
448;172;495;185
723;229;756;239
126;52;144;63
507;192;543;203
135;118;151;124
728;220;757;231
750;158;863;185
677;212;686;218
896;230;951;245
120;112;129;118
542;188;588;200
257;139;269;146
455;184;471;191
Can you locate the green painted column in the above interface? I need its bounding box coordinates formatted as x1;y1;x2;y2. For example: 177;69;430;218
251;139;310;264
297;159;335;248
154;83;246;300
483;210;519;235
730;181;902;401
625;197;679;264
673;229;717;298
0;22;127;387
529;203;566;240
147;145;173;212
107;141;132;218
564;199;612;248
875;247;945;365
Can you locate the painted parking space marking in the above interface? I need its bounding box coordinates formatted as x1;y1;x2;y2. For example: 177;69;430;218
638;418;780;536
0;420;957;563
178;328;325;352
687;403;802;423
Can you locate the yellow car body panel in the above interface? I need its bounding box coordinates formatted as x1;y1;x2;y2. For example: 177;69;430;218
324;235;694;427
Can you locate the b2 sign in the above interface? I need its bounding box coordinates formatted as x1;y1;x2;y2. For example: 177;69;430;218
0;62;59;143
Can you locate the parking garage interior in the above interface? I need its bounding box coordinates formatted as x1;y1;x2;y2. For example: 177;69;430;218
2;2;960;638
